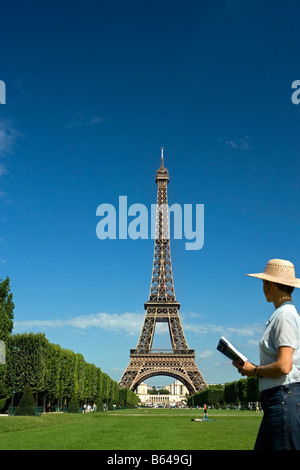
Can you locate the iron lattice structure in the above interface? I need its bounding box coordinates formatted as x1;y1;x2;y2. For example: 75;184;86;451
118;149;207;395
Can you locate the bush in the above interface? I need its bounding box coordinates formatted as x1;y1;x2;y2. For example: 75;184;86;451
96;395;103;411
15;384;36;416
0;397;8;412
67;393;79;413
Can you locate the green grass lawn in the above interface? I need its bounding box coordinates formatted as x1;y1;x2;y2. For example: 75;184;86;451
0;408;262;450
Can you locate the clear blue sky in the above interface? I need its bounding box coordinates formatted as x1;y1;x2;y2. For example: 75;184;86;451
1;0;300;386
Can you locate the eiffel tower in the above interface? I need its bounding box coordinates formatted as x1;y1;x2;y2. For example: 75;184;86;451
118;148;207;395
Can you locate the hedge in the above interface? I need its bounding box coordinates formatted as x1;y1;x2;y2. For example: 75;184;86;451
0;332;138;412
187;377;259;408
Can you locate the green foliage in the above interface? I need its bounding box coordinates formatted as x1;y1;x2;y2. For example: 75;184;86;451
0;277;15;343
119;388;139;408
224;381;238;404
0;331;137;413
68;393;79;413
96;394;103;411
15;384;36;416
188;377;260;408
237;378;247;404
0;277;15;400
7;333;50;399
187;385;224;408
0;396;8;412
247;376;260;402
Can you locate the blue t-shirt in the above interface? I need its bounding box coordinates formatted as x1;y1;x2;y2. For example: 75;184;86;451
258;301;300;392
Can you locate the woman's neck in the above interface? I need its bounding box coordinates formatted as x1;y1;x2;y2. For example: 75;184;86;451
274;296;292;309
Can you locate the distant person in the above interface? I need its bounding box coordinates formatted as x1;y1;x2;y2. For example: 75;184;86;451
232;259;300;450
203;403;208;418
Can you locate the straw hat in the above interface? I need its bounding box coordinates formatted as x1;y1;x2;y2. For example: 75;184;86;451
246;259;300;288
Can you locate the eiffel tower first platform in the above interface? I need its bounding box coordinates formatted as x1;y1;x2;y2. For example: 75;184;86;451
118;149;207;395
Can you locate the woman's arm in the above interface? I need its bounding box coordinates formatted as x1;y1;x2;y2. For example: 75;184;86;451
232;346;294;378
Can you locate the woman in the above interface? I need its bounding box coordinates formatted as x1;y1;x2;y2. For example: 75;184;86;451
232;259;300;450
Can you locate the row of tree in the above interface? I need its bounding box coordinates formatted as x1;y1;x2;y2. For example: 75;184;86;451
0;277;138;412
187;377;260;408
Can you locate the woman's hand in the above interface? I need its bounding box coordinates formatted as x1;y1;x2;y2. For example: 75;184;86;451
232;360;256;377
232;347;294;378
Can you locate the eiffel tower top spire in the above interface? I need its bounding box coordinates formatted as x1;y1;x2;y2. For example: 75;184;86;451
160;146;164;167
148;148;177;304
156;147;169;183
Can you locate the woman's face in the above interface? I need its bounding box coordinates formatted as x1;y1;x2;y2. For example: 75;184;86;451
263;280;273;302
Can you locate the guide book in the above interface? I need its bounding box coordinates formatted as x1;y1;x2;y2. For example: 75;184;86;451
217;336;248;365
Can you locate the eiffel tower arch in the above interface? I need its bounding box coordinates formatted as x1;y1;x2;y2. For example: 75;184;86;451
118;149;207;395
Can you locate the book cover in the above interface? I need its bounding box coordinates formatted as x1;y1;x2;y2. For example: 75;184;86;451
217;336;248;365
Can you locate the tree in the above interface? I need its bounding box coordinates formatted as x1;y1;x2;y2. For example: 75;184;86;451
75;353;86;404
96;393;104;411
247;376;259;402
68;393;79;413
224;381;238;406
0;277;15;343
46;343;63;410
58;348;76;408
101;373;110;403
0;277;15;403
7;333;50;405
84;362;98;404
15;384;36;416
237;379;247;407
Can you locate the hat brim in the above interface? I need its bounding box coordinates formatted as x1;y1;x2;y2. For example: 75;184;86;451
246;273;300;288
